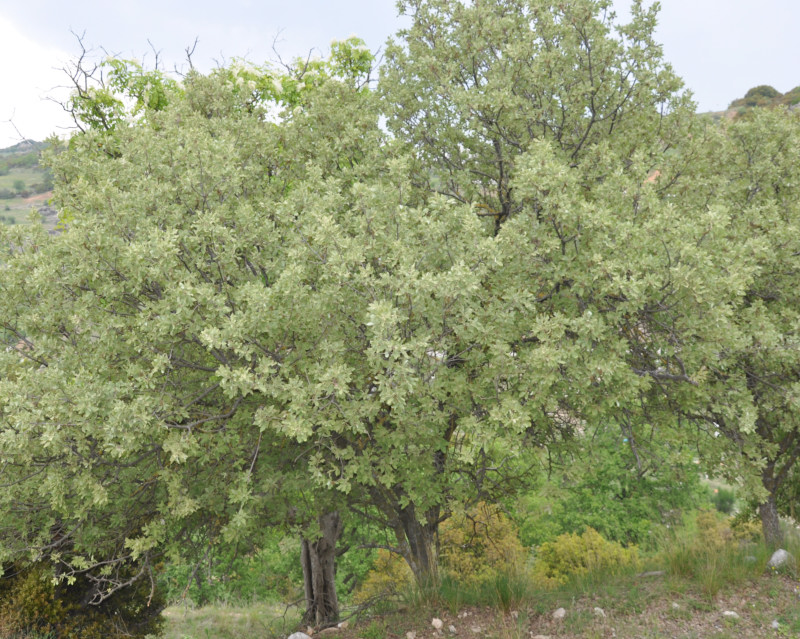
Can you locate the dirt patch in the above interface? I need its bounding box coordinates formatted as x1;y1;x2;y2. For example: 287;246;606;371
20;191;53;207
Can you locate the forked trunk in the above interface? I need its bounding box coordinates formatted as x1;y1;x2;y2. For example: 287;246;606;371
397;504;439;587
301;511;342;627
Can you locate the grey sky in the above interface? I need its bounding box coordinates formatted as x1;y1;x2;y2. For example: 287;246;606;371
1;1;798;147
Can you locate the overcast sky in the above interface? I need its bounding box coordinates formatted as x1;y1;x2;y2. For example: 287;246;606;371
1;1;798;147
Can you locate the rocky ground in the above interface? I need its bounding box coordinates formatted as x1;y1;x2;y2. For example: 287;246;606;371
288;574;800;639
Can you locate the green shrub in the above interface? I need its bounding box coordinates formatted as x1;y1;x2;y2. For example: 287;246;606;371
515;428;704;549
0;562;164;639
730;85;782;109
160;536;304;606
778;86;800;106
694;508;733;549
711;487;736;514
531;527;640;588
745;85;780;100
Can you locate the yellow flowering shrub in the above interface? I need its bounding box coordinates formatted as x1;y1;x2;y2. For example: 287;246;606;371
439;501;525;588
695;509;733;549
355;501;526;600
532;527;640;588
353;549;413;604
730;516;763;543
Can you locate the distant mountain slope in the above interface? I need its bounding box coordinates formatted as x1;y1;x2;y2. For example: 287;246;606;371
0;139;47;156
0;140;51;197
0;140;55;229
726;85;800;117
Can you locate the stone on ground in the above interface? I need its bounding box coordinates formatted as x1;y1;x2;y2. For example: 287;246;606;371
768;549;794;568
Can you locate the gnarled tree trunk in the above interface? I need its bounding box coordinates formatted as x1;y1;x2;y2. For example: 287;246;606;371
396;504;439;587
301;511;342;627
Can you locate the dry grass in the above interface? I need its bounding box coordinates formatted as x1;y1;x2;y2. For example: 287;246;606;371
161;601;301;639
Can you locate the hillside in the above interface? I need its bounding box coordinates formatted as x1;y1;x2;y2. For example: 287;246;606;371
0;139;56;229
703;85;800;121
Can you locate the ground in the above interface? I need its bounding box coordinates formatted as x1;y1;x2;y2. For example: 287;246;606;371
163;573;800;639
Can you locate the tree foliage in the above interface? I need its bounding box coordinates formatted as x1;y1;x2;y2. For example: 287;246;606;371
1;1;800;625
687;107;800;545
0;37;379;611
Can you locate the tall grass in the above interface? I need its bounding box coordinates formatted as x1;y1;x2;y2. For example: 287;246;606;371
161;601;301;639
391;512;800;618
655;511;800;597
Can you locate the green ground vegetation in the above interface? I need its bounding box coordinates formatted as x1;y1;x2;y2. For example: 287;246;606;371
0;168;50;195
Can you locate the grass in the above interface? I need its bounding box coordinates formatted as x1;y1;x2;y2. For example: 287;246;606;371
161;601;301;639
0;168;46;192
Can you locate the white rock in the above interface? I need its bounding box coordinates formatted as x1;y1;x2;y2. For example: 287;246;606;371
406;632;416;639
768;549;794;568
671;602;680;610
471;626;483;634
722;610;740;619
532;635;552;639
593;607;606;618
432;618;444;631
772;620;780;629
553;607;566;620
449;625;457;634
288;634;312;639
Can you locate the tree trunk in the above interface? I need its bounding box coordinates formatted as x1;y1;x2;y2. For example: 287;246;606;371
301;511;342;627
397;504;439;587
759;494;783;549
760;463;784;548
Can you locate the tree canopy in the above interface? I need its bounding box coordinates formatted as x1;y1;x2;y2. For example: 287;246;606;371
1;0;800;626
